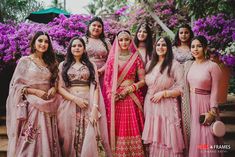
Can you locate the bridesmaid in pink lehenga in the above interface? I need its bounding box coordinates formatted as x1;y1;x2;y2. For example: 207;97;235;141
82;17;111;87
6;31;61;157
103;30;145;156
182;36;223;157
56;37;111;157
142;37;185;157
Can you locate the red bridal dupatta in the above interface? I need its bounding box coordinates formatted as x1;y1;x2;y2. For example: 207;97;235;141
103;37;145;155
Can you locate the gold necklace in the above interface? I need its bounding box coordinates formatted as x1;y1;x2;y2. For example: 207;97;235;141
119;53;131;61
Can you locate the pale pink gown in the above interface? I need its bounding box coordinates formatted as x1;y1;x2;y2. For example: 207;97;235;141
187;60;222;157
6;56;61;157
142;61;185;157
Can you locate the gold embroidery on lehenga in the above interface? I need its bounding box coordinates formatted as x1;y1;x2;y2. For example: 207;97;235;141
74;107;89;156
22;122;40;143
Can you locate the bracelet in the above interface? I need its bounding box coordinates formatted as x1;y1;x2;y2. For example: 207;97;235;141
207;112;215;119
52;86;57;92
22;87;28;95
127;85;134;94
135;84;139;90
132;84;136;92
71;96;76;102
208;110;217;117
163;90;168;98
93;104;98;108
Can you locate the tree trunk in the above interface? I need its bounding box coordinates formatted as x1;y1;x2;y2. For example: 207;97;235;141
142;1;175;39
149;11;175;39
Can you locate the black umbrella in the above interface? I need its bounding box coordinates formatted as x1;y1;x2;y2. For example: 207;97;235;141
26;7;70;24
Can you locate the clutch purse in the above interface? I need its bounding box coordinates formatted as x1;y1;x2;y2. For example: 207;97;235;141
16;99;28;120
211;121;226;137
16;90;28;121
199;114;226;137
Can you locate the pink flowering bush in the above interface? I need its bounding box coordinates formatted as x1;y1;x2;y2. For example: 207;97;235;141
0;14;92;70
48;14;92;54
153;0;189;29
0;22;17;63
193;13;235;66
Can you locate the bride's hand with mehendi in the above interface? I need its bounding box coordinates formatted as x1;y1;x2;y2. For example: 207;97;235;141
117;88;130;100
72;97;88;109
151;91;164;103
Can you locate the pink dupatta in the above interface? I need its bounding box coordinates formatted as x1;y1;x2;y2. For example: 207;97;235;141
81;63;112;157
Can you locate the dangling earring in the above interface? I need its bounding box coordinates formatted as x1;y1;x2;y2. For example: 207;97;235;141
32;46;35;53
204;50;209;59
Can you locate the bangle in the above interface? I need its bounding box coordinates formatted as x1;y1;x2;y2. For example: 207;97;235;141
135;84;139;90
132;84;136;92
53;86;57;92
207;112;215;119
164;90;168;98
208;110;217;117
127;85;134;94
93;104;98;108
71;96;76;102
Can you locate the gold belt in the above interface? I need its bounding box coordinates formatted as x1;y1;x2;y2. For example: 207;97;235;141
190;87;211;95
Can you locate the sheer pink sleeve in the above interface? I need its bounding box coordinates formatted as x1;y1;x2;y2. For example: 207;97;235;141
105;38;112;51
209;62;222;108
169;61;184;93
58;62;66;88
6;56;30;139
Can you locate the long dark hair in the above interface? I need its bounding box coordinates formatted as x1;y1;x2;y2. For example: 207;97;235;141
30;31;58;86
134;23;153;60
147;37;173;77
62;37;96;87
173;24;194;47
85;16;109;52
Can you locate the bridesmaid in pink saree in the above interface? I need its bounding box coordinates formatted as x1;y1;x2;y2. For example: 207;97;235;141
103;30;145;156
142;37;185;157
6;31;61;157
57;37;111;157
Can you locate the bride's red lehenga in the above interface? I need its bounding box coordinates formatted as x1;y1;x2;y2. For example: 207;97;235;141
103;33;145;157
